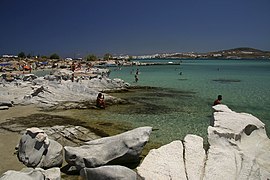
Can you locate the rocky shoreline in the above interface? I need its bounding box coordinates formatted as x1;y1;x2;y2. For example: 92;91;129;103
0;68;130;110
1;104;269;180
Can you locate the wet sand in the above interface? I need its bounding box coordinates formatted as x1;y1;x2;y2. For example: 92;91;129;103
0;102;160;177
0;105;41;123
0;129;24;174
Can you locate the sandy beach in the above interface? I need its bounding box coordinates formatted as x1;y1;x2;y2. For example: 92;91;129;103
0;129;24;174
0;105;42;174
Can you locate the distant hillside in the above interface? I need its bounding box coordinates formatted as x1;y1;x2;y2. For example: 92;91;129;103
163;47;270;60
216;47;269;54
209;47;270;59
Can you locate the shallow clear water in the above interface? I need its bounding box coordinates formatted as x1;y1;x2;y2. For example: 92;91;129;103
106;59;270;144
34;60;270;145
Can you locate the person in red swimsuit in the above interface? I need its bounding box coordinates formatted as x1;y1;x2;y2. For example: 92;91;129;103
96;93;106;109
213;95;222;106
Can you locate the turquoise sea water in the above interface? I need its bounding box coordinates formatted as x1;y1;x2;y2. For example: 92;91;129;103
106;59;270;144
34;60;270;145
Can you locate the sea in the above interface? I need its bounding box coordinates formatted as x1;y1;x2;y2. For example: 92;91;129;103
106;59;270;144
35;59;270;145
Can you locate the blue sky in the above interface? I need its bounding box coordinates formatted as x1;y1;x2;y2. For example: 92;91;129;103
1;0;270;57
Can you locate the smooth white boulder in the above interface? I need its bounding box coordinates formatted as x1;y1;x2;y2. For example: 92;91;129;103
203;105;270;180
80;165;140;180
137;140;187;180
0;167;60;180
184;134;206;180
64;126;152;169
212;104;233;112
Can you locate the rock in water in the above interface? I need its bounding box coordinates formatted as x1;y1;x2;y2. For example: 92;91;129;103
17;127;63;168
137;105;270;180
204;104;270;180
80;165;141;180
64;126;152;169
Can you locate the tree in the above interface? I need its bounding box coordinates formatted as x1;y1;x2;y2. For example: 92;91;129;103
128;56;133;61
86;54;97;61
18;52;26;58
103;53;112;60
27;53;31;58
50;53;60;59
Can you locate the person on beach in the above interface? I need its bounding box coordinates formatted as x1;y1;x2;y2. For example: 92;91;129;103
213;95;222;106
96;93;105;109
71;62;76;82
71;62;76;72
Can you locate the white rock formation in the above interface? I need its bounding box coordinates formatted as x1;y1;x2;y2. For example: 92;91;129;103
0;75;128;109
42;125;100;146
0;167;60;180
80;165;140;180
184;134;206;180
137;105;270;180
204;105;270;180
137;140;187;180
64;126;152;169
17;127;63;169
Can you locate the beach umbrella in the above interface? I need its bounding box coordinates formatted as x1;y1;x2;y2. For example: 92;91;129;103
40;62;48;65
23;65;31;70
0;63;12;66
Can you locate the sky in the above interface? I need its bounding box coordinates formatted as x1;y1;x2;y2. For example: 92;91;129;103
0;0;270;57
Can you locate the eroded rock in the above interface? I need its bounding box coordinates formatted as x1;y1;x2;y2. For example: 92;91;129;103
184;134;206;180
17;127;63;169
204;105;270;180
137;105;270;180
137;140;187;180
80;165;141;180
64;126;152;169
0;167;60;180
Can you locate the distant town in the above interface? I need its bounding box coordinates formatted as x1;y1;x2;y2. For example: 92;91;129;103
128;47;270;60
1;47;270;61
1;47;267;110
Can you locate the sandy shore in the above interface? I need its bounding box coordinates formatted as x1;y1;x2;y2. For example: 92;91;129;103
0;102;159;177
0;105;41;174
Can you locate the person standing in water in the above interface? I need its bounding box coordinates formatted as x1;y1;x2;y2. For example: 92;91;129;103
136;68;139;75
96;93;105;109
134;68;139;82
135;74;139;82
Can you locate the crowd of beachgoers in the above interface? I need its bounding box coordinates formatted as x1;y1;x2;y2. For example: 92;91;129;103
0;57;124;81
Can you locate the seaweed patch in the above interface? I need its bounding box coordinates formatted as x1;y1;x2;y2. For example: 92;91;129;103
213;79;241;83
